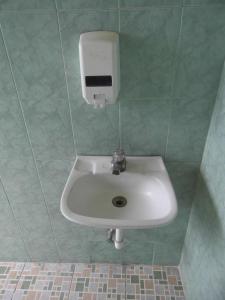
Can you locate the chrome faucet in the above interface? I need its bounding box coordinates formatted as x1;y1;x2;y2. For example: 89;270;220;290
111;149;126;175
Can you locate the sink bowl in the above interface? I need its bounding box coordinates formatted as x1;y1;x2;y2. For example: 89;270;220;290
61;156;177;229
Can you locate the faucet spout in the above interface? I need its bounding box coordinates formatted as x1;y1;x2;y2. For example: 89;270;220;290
112;163;122;175
111;149;126;175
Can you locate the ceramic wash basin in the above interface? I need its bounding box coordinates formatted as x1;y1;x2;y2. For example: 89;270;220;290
61;156;177;229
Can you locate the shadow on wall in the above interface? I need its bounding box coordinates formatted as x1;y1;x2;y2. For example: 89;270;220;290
193;172;223;240
181;170;225;300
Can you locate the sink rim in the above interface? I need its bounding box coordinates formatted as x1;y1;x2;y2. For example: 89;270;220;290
61;155;178;229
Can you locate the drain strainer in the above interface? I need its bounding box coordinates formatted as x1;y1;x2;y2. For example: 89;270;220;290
112;196;127;207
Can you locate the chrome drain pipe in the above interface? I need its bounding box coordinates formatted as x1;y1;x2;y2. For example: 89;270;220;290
108;229;124;250
114;229;124;249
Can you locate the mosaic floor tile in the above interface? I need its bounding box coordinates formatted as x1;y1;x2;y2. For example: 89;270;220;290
12;263;74;300
126;265;185;300
0;263;185;299
0;262;24;300
69;264;126;299
126;265;155;300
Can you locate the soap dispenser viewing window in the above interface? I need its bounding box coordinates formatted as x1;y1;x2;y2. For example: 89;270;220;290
79;31;120;108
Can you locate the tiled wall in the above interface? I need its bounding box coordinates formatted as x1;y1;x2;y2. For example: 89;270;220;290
0;0;225;263
180;63;225;299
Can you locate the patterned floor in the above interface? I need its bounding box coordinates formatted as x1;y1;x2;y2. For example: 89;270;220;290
0;262;185;300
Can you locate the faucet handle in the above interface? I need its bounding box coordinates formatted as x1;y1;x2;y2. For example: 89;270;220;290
112;149;126;162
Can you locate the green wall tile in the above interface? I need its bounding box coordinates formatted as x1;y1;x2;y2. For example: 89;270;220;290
57;239;91;263
119;8;181;99
90;240;154;265
139;209;191;246
24;228;59;262
74;103;119;155
0;12;75;161
0;181;28;260
166;97;214;162
51;206;107;242
123;240;154;264
181;178;225;299
184;0;225;5
90;241;124;264
201;64;225;167
166;162;199;207
0;200;18;238
119;0;182;8
56;0;118;9
0;237;28;261
0;0;54;10
121;99;170;155
180;63;225;299
174;6;225;100
0;159;59;261
50;205;107;260
0;159;46;206
37;159;73;206
0;25;32;160
153;243;182;265
0;159;42;205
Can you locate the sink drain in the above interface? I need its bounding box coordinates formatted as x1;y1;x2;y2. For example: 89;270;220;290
112;196;127;207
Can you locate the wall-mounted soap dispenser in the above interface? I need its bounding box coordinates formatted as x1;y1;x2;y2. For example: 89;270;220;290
79;31;120;108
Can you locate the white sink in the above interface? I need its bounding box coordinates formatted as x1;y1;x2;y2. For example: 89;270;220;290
61;156;177;229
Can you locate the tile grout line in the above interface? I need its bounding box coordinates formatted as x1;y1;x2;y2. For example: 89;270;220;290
10;262;27;300
164;97;173;159
178;168;200;269
152;243;156;265
118;0;122;150
124;264;127;300
119;5;182;11
165;7;184;159
67;263;76;299
54;0;78;159
170;6;184;96
178;264;187;300
179;165;201;268
118;103;122;149
118;0;121;29
0;4;224;13
0;177;31;262
0;23;61;262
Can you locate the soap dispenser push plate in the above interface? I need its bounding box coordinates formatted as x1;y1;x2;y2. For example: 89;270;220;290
79;31;120;108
